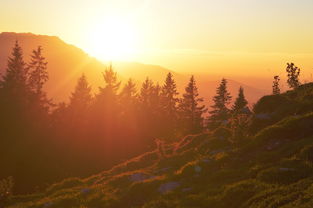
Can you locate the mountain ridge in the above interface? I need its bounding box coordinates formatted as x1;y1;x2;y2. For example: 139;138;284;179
0;32;267;105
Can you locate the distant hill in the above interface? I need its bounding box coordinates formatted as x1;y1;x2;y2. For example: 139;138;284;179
0;32;267;105
5;83;313;208
0;32;105;102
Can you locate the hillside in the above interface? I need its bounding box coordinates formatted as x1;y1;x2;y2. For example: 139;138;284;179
5;83;313;208
0;32;267;104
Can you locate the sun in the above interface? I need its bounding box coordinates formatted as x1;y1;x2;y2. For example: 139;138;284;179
85;16;138;61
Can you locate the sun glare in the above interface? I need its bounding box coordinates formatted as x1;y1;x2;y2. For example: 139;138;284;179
85;16;138;61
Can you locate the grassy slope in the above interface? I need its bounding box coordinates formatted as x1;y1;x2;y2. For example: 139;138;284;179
6;83;313;208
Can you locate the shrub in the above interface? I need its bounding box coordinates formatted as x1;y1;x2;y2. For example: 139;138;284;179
298;145;313;164
257;162;312;185
253;113;313;146
0;176;14;204
46;177;83;194
142;198;175;208
219;180;268;208
253;94;291;114
212;127;231;140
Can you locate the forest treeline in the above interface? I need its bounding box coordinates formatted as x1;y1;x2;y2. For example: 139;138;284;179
0;42;299;193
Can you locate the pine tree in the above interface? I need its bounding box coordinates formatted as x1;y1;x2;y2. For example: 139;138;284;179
27;46;51;114
161;72;179;117
28;46;48;95
286;63;300;89
69;74;93;110
100;64;121;96
121;79;137;100
139;77;155;107
160;73;179;138
139;78;162;117
229;87;250;142
95;63;121;106
207;78;232;130
232;87;248;114
0;41;29;96
0;42;40;149
92;64;121;136
137;78;162;144
272;75;281;95
151;82;162;117
66;74;93;132
179;75;207;134
0;41;30;120
120;78;138;113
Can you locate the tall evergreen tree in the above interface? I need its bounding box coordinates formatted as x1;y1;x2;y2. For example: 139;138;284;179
161;72;179;117
0;41;29;96
139;79;162;117
286;63;300;89
232;87;248;114
100;64;121;97
151;82;162;113
0;41;30;122
207;78;232;130
94;63;121;110
28;46;48;95
65;74;93;137
138;78;164;143
27;46;50;114
160;73;179;139
69;74;93;110
120;79;138;116
121;79;137;100
179;75;207;134
139;77;155;107
272;75;281;95
92;64;121;138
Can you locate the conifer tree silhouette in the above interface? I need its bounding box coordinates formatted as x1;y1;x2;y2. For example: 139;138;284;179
207;78;232;129
286;63;300;89
179;76;206;134
272;75;281;95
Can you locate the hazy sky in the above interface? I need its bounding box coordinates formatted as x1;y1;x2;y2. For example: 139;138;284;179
1;0;313;78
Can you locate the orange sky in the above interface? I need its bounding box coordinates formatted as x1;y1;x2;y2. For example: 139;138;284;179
1;0;313;78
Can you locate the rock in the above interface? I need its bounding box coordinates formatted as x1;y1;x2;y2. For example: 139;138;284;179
279;168;294;172
182;187;193;192
222;120;229;125
129;173;150;182
202;159;211;163
155;167;172;174
80;188;91;195
194;165;202;173
210;149;225;155
266;141;281;151
43;202;53;208
255;114;271;120
158;182;180;194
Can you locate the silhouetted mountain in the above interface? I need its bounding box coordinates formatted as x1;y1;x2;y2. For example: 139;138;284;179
0;32;267;105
